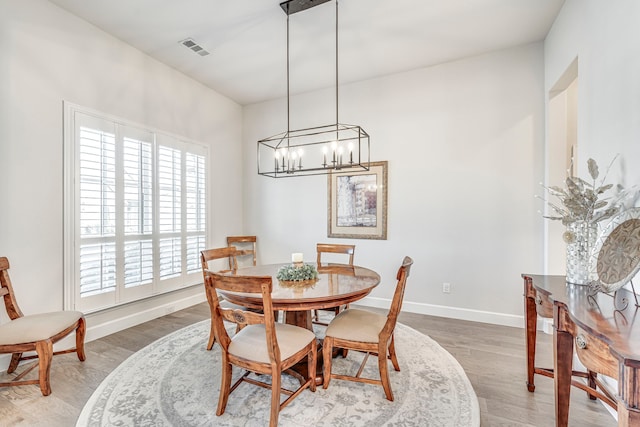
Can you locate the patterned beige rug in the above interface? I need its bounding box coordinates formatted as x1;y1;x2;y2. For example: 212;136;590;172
77;320;479;426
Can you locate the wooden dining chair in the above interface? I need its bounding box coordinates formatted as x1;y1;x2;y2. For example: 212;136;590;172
204;270;317;427
200;247;239;351
314;243;356;325
316;243;355;267
0;257;86;396
226;235;257;269
322;256;413;401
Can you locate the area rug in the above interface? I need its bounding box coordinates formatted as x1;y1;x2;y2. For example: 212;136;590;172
77;320;479;427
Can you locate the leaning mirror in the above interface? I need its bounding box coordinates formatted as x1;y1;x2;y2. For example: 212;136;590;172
593;207;640;293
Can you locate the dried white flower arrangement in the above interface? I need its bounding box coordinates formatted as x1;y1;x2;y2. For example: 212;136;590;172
539;157;632;226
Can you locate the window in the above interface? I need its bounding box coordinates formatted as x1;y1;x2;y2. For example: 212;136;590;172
64;104;207;312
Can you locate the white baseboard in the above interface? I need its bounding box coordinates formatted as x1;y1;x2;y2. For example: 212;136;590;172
84;293;207;343
359;296;525;328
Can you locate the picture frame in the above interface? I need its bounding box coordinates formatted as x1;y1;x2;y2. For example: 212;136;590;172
327;160;387;240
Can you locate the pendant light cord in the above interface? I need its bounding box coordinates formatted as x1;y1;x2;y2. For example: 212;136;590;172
335;0;339;126
286;14;291;137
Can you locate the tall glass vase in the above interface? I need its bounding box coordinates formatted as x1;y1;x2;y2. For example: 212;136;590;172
564;221;598;285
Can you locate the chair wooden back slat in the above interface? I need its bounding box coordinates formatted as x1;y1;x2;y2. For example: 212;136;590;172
201;247;238;279
227;235;257;268
0;257;23;319
316;243;355;266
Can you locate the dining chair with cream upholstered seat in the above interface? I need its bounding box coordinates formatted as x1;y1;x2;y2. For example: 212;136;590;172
204;270;317;427
322;256;413;401
314;243;356;325
316;243;355;267
200;247;240;351
0;256;86;396
226;235;257;269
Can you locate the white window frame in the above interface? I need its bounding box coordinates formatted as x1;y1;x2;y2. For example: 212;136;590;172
63;102;208;313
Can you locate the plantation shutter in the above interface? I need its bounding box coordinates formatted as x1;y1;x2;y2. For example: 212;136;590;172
66;106;208;313
78;123;117;298
185;152;206;273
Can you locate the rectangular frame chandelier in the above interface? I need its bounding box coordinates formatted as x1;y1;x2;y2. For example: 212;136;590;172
257;0;370;178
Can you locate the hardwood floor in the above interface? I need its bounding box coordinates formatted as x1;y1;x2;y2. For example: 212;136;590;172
0;303;616;426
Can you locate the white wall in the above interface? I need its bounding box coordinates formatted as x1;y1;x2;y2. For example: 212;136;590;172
0;0;243;341
243;44;546;326
545;0;640;191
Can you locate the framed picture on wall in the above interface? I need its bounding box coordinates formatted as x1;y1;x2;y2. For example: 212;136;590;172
327;161;387;240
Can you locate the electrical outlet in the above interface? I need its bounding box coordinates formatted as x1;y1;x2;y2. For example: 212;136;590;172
442;282;451;293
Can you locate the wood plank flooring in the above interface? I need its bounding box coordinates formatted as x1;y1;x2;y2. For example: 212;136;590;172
0;303;616;426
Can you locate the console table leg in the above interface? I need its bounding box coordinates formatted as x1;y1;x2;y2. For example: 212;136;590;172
525;286;537;392
554;304;573;427
588;370;597;400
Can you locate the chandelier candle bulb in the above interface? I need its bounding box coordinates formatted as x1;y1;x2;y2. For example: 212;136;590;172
332;141;337;164
322;146;328;167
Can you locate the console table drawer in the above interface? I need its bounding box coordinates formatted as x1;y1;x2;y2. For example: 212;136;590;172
574;328;618;379
534;292;554;318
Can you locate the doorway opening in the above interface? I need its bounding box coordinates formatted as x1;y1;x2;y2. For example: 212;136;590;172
545;58;578;274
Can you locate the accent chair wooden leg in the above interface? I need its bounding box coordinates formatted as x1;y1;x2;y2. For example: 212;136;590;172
378;341;393;401
308;343;317;392
270;368;281;427
388;334;400;371
206;319;216;351
76;318;87;361
8;353;22;374
322;337;333;389
216;356;232;416
35;340;53;396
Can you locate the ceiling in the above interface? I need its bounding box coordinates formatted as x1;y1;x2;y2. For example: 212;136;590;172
47;0;565;106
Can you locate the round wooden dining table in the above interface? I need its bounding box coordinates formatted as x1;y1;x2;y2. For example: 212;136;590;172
219;263;381;330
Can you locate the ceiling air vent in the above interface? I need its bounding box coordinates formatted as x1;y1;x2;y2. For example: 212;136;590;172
179;38;210;56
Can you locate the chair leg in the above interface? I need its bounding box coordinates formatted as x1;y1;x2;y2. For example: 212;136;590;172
322;337;333;389
206;318;216;351
388;334;400;371
35;340;53;396
8;353;22;374
76;317;87;361
308;342;317;392
216;356;232;416
270;369;281;427
378;342;393;401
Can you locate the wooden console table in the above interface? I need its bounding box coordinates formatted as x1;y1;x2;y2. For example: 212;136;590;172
523;274;640;426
